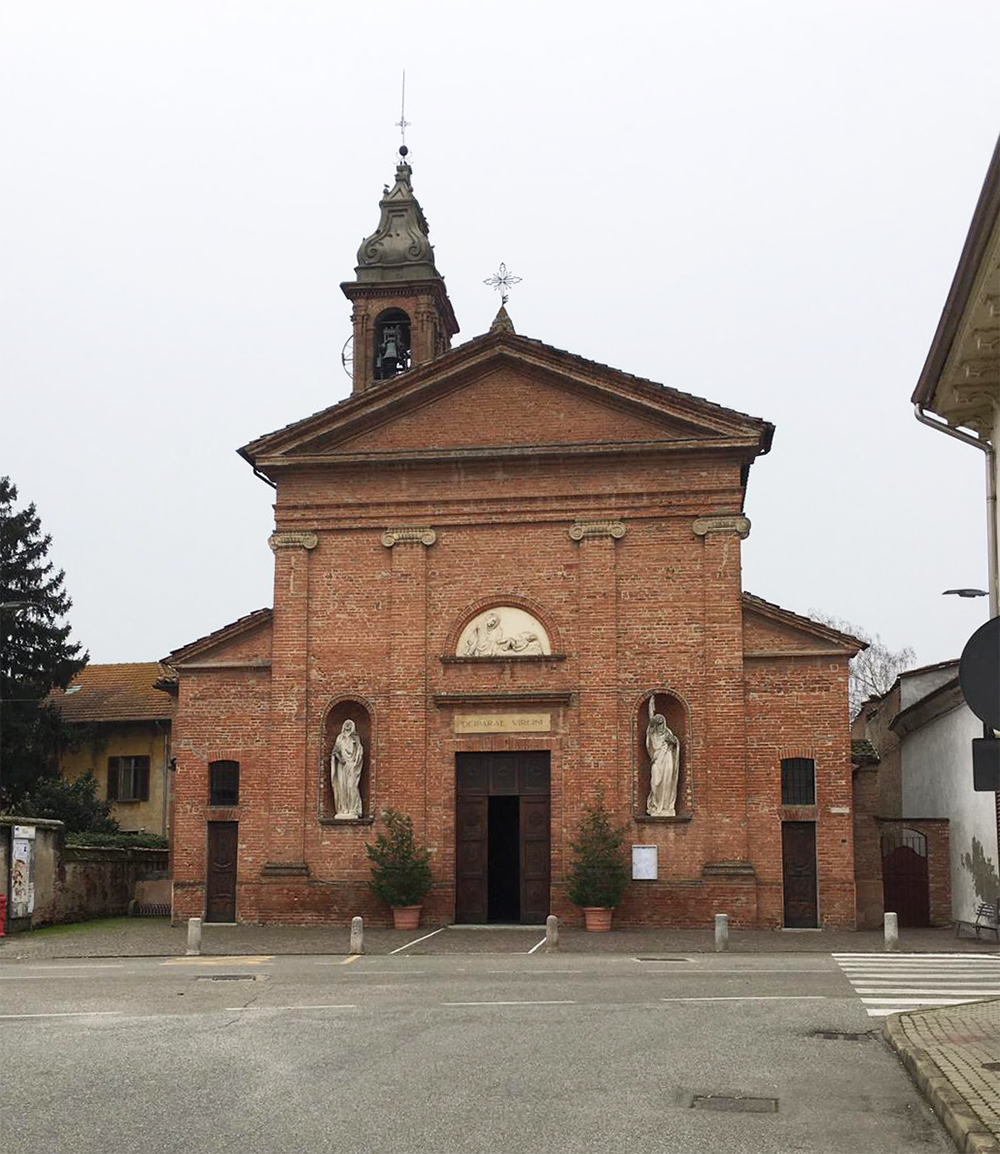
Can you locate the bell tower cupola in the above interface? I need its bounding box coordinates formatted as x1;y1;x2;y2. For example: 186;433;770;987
341;148;459;394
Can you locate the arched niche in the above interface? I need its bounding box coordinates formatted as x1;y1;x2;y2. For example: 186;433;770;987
456;606;552;657
321;698;373;822
635;690;690;818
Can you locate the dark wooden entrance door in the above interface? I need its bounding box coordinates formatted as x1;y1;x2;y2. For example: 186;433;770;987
206;821;238;923
781;821;817;928
882;828;930;927
455;752;550;924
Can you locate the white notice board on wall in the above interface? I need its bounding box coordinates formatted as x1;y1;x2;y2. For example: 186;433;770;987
632;845;657;880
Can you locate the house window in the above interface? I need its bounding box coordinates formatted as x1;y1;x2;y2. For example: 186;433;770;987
107;756;150;803
781;758;816;806
209;760;240;807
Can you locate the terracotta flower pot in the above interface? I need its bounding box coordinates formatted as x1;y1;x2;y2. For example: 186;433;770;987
392;905;422;931
583;907;613;932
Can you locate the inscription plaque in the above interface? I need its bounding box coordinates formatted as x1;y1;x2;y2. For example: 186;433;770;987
454;713;551;734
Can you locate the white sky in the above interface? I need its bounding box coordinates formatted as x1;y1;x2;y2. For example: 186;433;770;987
2;1;998;666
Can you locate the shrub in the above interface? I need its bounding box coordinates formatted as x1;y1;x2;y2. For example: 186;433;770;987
68;831;168;849
566;793;630;909
365;809;432;908
13;771;118;834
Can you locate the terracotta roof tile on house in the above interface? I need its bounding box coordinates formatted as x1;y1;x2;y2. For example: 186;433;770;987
851;738;881;767
53;663;175;723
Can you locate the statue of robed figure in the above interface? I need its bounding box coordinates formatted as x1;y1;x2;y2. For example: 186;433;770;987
331;719;364;819
646;696;681;817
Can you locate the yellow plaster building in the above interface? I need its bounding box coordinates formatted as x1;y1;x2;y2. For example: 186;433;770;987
54;663;175;837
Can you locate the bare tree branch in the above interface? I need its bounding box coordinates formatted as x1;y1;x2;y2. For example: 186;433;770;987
808;610;916;719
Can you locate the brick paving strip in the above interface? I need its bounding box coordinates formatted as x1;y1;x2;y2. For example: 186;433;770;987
884;998;1000;1154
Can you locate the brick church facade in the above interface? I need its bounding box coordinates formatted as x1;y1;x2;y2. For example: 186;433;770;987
167;153;862;928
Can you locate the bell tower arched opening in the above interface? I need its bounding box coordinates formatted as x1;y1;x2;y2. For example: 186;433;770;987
374;309;411;380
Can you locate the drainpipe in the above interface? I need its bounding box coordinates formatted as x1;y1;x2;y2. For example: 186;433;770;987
913;404;998;620
914;403;1000;860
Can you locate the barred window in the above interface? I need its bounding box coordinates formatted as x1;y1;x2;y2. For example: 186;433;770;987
209;760;240;806
107;756;150;802
781;758;815;806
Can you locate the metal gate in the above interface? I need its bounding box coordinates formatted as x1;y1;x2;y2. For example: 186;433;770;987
881;827;929;928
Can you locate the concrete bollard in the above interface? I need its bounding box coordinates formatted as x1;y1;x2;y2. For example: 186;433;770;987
545;914;559;953
884;911;898;952
714;913;729;953
350;915;365;955
186;916;202;956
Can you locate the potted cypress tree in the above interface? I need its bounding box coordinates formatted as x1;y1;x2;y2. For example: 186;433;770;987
566;793;630;931
365;808;433;930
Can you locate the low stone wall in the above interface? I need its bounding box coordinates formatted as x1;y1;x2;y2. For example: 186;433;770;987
1;816;169;932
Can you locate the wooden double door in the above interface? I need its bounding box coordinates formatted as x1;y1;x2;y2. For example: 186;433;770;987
455;752;550;925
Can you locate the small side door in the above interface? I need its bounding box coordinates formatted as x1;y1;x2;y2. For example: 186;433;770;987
205;822;238;923
781;821;818;928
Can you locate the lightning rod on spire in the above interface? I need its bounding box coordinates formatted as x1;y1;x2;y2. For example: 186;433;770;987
395;71;411;158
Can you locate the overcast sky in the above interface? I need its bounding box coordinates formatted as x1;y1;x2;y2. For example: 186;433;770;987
2;1;998;667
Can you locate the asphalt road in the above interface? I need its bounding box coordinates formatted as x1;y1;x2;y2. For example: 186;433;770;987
0;952;958;1153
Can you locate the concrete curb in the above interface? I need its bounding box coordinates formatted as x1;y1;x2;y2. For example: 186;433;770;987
883;1013;1000;1154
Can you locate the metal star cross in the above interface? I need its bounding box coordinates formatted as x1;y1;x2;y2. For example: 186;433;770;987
483;263;522;305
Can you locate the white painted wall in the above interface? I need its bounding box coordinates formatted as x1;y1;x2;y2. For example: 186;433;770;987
901;701;999;923
899;664;957;711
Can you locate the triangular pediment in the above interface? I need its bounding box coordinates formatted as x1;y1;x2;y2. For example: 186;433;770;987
241;332;773;469
742;595;864;656
165;609;273;669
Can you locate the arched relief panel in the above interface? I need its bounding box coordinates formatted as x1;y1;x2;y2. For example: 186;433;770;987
319;697;375;823
633;690;692;820
447;595;562;658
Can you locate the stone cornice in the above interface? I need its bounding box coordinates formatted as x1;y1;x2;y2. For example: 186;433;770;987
268;531;318;551
692;514;751;539
433;691;573;707
568;519;626;541
253;437;763;472
381;527;437;547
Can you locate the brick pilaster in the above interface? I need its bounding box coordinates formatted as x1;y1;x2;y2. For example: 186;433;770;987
695;516;750;864
264;531;317;867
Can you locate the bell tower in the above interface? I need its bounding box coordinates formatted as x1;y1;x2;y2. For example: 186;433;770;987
341;147;459;394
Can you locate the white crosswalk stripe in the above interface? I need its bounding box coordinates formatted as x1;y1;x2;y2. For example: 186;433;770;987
833;952;1000;1017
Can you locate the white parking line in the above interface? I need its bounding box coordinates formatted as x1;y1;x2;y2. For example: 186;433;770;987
526;937;547;955
0;1011;123;1020
485;969;584;974
225;1004;357;1012
390;928;445;955
442;1000;576;1007
15;964;125;970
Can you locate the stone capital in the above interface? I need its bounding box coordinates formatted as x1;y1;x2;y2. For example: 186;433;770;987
692;515;751;540
381;527;437;548
568;519;626;542
268;531;318;551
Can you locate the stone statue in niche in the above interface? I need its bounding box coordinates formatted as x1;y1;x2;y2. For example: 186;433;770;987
460;609;548;656
331;720;364;819
646;695;681;817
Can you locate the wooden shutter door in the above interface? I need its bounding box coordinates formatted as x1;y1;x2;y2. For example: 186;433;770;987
455;796;488;924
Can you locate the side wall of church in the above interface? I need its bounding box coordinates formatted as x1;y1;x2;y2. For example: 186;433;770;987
170;667;272;921
744;654;855;928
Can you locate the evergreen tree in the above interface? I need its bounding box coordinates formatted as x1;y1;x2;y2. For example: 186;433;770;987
1;476;88;809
